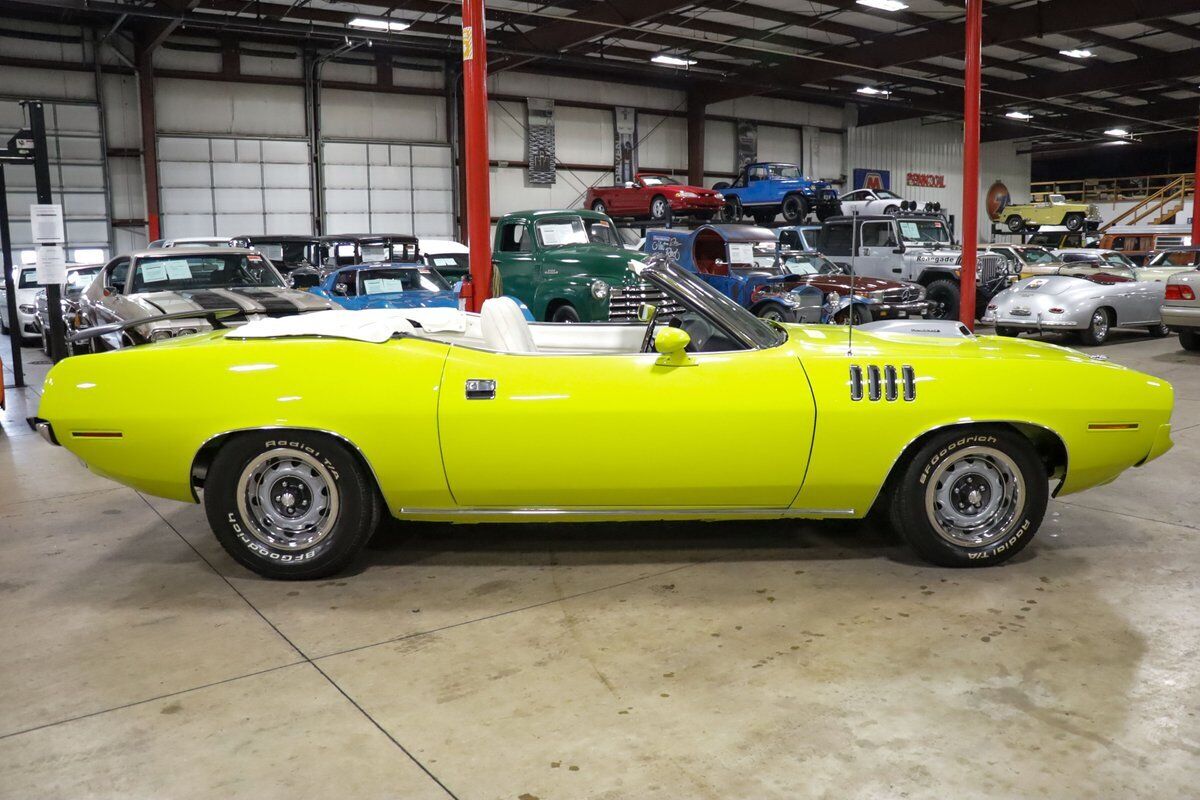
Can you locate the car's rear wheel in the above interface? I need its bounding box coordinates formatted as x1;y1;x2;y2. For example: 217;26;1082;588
781;194;808;223
1179;329;1200;351
591;199;607;215
890;426;1047;567
884;204;899;215
1078;307;1111;345
924;279;960;321
204;431;381;580
995;326;1019;337
1006;215;1025;233
1147;322;1170;338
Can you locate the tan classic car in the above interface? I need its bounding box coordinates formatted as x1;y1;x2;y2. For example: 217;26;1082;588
996;194;1101;233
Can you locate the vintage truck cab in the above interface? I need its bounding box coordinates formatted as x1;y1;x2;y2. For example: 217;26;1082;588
713;162;841;226
818;212;1012;321
491;209;677;322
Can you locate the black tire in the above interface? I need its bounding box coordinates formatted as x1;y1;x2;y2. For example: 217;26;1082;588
1064;213;1084;232
995;326;1019;337
752;211;775;226
712;181;731;191
1147;322;1170;338
781;194;808;223
203;431;382;580
1078;307;1111;346
549;303;581;323
833;304;872;325
591;199;607;215
720;196;742;223
1180;329;1200;351
883;204;899;215
754;303;797;323
816;203;840;222
1006;215;1025;233
649;195;671;221
924;279;960;321
889;426;1048;567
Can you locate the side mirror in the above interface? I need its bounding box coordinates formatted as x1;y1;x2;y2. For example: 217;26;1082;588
333;282;349;296
637;302;657;323
892;247;905;254
653;326;693;366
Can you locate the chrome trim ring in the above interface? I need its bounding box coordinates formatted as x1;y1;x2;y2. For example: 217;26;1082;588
924;445;1024;549
1090;309;1109;339
235;447;340;551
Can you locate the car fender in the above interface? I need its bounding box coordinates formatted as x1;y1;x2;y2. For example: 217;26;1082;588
533;279;604;321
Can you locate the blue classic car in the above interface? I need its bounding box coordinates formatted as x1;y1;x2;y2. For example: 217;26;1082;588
643;225;836;323
713;163;841;226
311;263;458;311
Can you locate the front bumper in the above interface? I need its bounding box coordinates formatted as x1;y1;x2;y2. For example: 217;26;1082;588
669;196;724;214
1160;304;1200;331
871;300;933;320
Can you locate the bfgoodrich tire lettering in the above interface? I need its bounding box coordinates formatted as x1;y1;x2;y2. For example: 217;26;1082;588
203;431;381;579
889;427;1048;567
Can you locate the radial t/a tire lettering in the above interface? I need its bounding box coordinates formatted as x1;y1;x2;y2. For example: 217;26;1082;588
203;431;382;580
889;427;1048;567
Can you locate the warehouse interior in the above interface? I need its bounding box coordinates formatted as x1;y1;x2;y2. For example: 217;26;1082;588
2;1;1200;798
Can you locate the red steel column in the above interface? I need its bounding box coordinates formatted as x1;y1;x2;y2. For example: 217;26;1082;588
959;0;982;329
461;0;492;312
1192;114;1200;247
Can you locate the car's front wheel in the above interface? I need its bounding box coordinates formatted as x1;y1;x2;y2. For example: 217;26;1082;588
754;303;797;323
781;194;808;223
890;426;1048;567
1006;215;1025;233
204;431;382;580
924;279;960;321
650;195;670;221
1180;329;1200;351
549;303;581;323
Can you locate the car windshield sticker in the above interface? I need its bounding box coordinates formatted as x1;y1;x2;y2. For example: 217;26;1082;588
727;242;755;264
260;244;284;260
538;223;576;246
141;263;169;283
434;257;458;266
162;260;192;281
1024;278;1048;290
899;221;943;239
363;278;408;294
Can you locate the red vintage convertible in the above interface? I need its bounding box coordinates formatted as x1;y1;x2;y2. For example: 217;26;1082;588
586;173;725;222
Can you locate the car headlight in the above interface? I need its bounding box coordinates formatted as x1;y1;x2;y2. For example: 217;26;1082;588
590;279;610;300
714;193;724;201
677;191;698;199
148;329;174;342
18;304;35;314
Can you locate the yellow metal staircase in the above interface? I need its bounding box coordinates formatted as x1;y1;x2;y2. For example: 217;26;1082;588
1102;174;1192;231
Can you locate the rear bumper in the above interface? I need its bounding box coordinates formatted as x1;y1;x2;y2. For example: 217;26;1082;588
980;312;1080;330
1161;304;1200;331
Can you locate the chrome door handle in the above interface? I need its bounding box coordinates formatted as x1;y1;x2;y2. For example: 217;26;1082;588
465;379;496;400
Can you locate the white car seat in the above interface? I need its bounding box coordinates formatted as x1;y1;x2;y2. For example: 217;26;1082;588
480;296;537;353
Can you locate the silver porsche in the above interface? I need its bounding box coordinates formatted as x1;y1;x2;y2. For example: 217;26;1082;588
982;274;1169;346
79;247;331;349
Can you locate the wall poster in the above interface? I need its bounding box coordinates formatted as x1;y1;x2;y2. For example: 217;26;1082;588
735;120;758;171
526;97;556;185
614;106;637;184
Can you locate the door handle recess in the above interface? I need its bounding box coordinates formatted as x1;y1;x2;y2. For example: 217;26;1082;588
465;379;496;400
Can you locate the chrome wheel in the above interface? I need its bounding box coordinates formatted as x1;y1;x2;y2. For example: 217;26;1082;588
236;447;340;552
591;200;606;214
651;197;669;219
1090;310;1109;340
924;446;1025;549
758;306;787;322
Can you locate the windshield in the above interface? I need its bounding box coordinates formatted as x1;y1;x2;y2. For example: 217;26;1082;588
1017;247;1057;264
743;243;786;275
768;164;801;180
17;268;38;288
425;253;469;278
535;217;620;248
132;253;284;292
643;260;785;350
65;266;101;295
1048;194;1067;203
877;190;902;200
357;267;449;294
254;240;317;268
640;175;681;187
898;218;951;244
1146;250;1200;267
781;253;841;276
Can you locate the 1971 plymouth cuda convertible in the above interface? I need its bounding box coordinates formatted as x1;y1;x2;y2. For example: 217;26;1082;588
35;258;1172;580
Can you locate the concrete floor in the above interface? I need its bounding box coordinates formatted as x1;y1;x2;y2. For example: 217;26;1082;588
2;326;1198;799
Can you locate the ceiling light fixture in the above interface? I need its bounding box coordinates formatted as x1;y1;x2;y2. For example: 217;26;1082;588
1005;110;1033;120
1104;128;1130;137
348;17;411;32
856;0;909;10
856;86;891;96
1059;49;1093;58
651;54;697;67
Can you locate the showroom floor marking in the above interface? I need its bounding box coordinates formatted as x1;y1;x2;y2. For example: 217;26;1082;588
138;493;463;800
0;662;305;742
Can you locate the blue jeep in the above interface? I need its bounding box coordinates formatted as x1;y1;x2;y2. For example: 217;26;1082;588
713;163;841;226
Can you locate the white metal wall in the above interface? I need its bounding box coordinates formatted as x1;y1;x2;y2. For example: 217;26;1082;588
0;101;111;263
846;118;1032;239
321;141;454;238
158;135;312;237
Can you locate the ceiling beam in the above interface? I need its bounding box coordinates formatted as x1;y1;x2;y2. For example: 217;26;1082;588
1002;49;1200;101
141;0;201;54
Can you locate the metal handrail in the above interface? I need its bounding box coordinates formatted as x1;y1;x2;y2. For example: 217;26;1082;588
1101;176;1188;231
1031;172;1194;203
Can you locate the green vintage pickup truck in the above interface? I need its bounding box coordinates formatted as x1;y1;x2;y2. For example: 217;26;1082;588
493;209;664;322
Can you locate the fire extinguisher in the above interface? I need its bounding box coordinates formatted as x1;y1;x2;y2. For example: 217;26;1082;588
457;275;472;313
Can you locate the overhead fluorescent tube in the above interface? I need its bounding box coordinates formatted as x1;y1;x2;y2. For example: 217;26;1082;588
1104;128;1129;137
1005;111;1033;120
857;86;891;96
348;17;411;32
856;0;909;10
651;54;697;67
1059;49;1093;58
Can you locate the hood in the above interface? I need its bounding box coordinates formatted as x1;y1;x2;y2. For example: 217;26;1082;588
133;287;332;318
545;245;645;275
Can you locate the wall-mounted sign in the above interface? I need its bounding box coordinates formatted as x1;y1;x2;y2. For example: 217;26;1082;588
526;97;556;185
614;107;637;184
30;203;65;244
735;120;758;171
906;172;946;188
853;169;890;190
986;180;1011;220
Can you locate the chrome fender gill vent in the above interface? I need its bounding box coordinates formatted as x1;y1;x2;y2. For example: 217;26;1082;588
850;365;915;402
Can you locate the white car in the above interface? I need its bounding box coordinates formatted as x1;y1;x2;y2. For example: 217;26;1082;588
148;237;233;249
1;265;43;343
837;188;909;216
420;238;470;283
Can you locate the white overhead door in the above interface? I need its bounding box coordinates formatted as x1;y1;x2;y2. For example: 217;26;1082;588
0;101;111;264
158;135;312;238
322;141;453;239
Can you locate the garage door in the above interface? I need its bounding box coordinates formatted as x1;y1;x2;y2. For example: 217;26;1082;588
0;101;111;264
158;135;312;238
321;141;453;239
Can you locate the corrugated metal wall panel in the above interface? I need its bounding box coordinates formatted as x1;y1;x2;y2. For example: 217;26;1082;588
321;141;453;239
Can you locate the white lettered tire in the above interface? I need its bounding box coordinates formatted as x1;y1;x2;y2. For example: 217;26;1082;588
890;427;1047;567
204;431;382;579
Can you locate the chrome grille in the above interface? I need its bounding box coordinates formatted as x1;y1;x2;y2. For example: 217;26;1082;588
879;286;922;303
608;282;686;321
976;252;1004;284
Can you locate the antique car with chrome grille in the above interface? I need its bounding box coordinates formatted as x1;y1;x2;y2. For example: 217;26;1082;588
982;273;1170;345
820;212;1013;321
34;262;104;356
492;209;683;322
78;247;332;349
35;256;1173;579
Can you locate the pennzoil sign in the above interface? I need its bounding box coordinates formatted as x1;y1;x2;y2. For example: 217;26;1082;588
906;172;946;188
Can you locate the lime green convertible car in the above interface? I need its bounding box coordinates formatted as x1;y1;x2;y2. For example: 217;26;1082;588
35;259;1172;579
